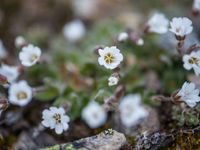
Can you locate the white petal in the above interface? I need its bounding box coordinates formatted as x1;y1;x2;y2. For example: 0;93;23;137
55;125;64;134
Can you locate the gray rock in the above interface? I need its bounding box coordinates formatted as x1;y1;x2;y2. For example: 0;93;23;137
40;129;126;150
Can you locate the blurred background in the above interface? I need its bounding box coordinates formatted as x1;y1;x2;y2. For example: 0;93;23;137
0;0;191;56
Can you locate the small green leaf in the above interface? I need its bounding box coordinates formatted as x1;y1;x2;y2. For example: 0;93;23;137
34;86;59;101
196;104;200;113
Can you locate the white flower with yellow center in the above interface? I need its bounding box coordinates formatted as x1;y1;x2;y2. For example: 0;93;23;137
98;46;123;70
169;17;193;38
19;44;41;67
183;51;200;76
8;80;32;106
0;64;19;84
42;107;70;134
82;101;107;128
147;13;169;34
119;94;148;127
193;0;200;11
177;82;200;107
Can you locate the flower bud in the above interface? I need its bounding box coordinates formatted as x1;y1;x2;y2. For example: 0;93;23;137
0;99;9;111
15;36;28;49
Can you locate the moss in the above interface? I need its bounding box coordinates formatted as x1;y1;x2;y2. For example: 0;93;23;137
39;145;60;150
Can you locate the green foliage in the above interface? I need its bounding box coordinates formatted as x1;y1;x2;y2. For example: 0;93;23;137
172;105;200;126
34;86;59;101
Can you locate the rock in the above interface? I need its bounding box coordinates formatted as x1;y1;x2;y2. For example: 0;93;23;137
12;128;57;150
13;132;38;150
40;129;126;150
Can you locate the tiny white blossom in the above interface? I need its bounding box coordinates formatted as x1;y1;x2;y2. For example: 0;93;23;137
8;80;32;106
108;76;119;86
82;101;107;128
119;94;148;127
118;32;128;42
169;17;193;38
42;107;70;134
0;64;19;84
63;20;86;42
19;44;41;67
136;38;144;46
193;0;200;11
15;36;26;48
0;40;7;59
147;13;169;34
177;82;200;107
98;46;123;70
183;51;200;76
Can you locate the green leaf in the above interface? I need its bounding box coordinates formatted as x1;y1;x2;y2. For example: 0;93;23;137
196;104;200;113
34;86;59;101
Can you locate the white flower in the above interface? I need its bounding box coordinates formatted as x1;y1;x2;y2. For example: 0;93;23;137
0;64;19;84
169;17;193;38
19;44;41;67
183;51;200;76
98;46;123;70
118;32;128;42
177;82;200;107
0;40;7;59
82;101;107;128
63;20;86;42
8;80;32;106
119;94;148;127
147;13;169;34
193;0;200;11
108;76;119;86
42;107;70;134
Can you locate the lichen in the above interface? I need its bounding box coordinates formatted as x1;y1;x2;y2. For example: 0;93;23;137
104;128;114;135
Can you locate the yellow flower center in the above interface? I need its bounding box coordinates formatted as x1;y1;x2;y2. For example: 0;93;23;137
53;113;61;124
30;54;38;63
104;53;115;64
189;57;199;64
17;91;27;100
